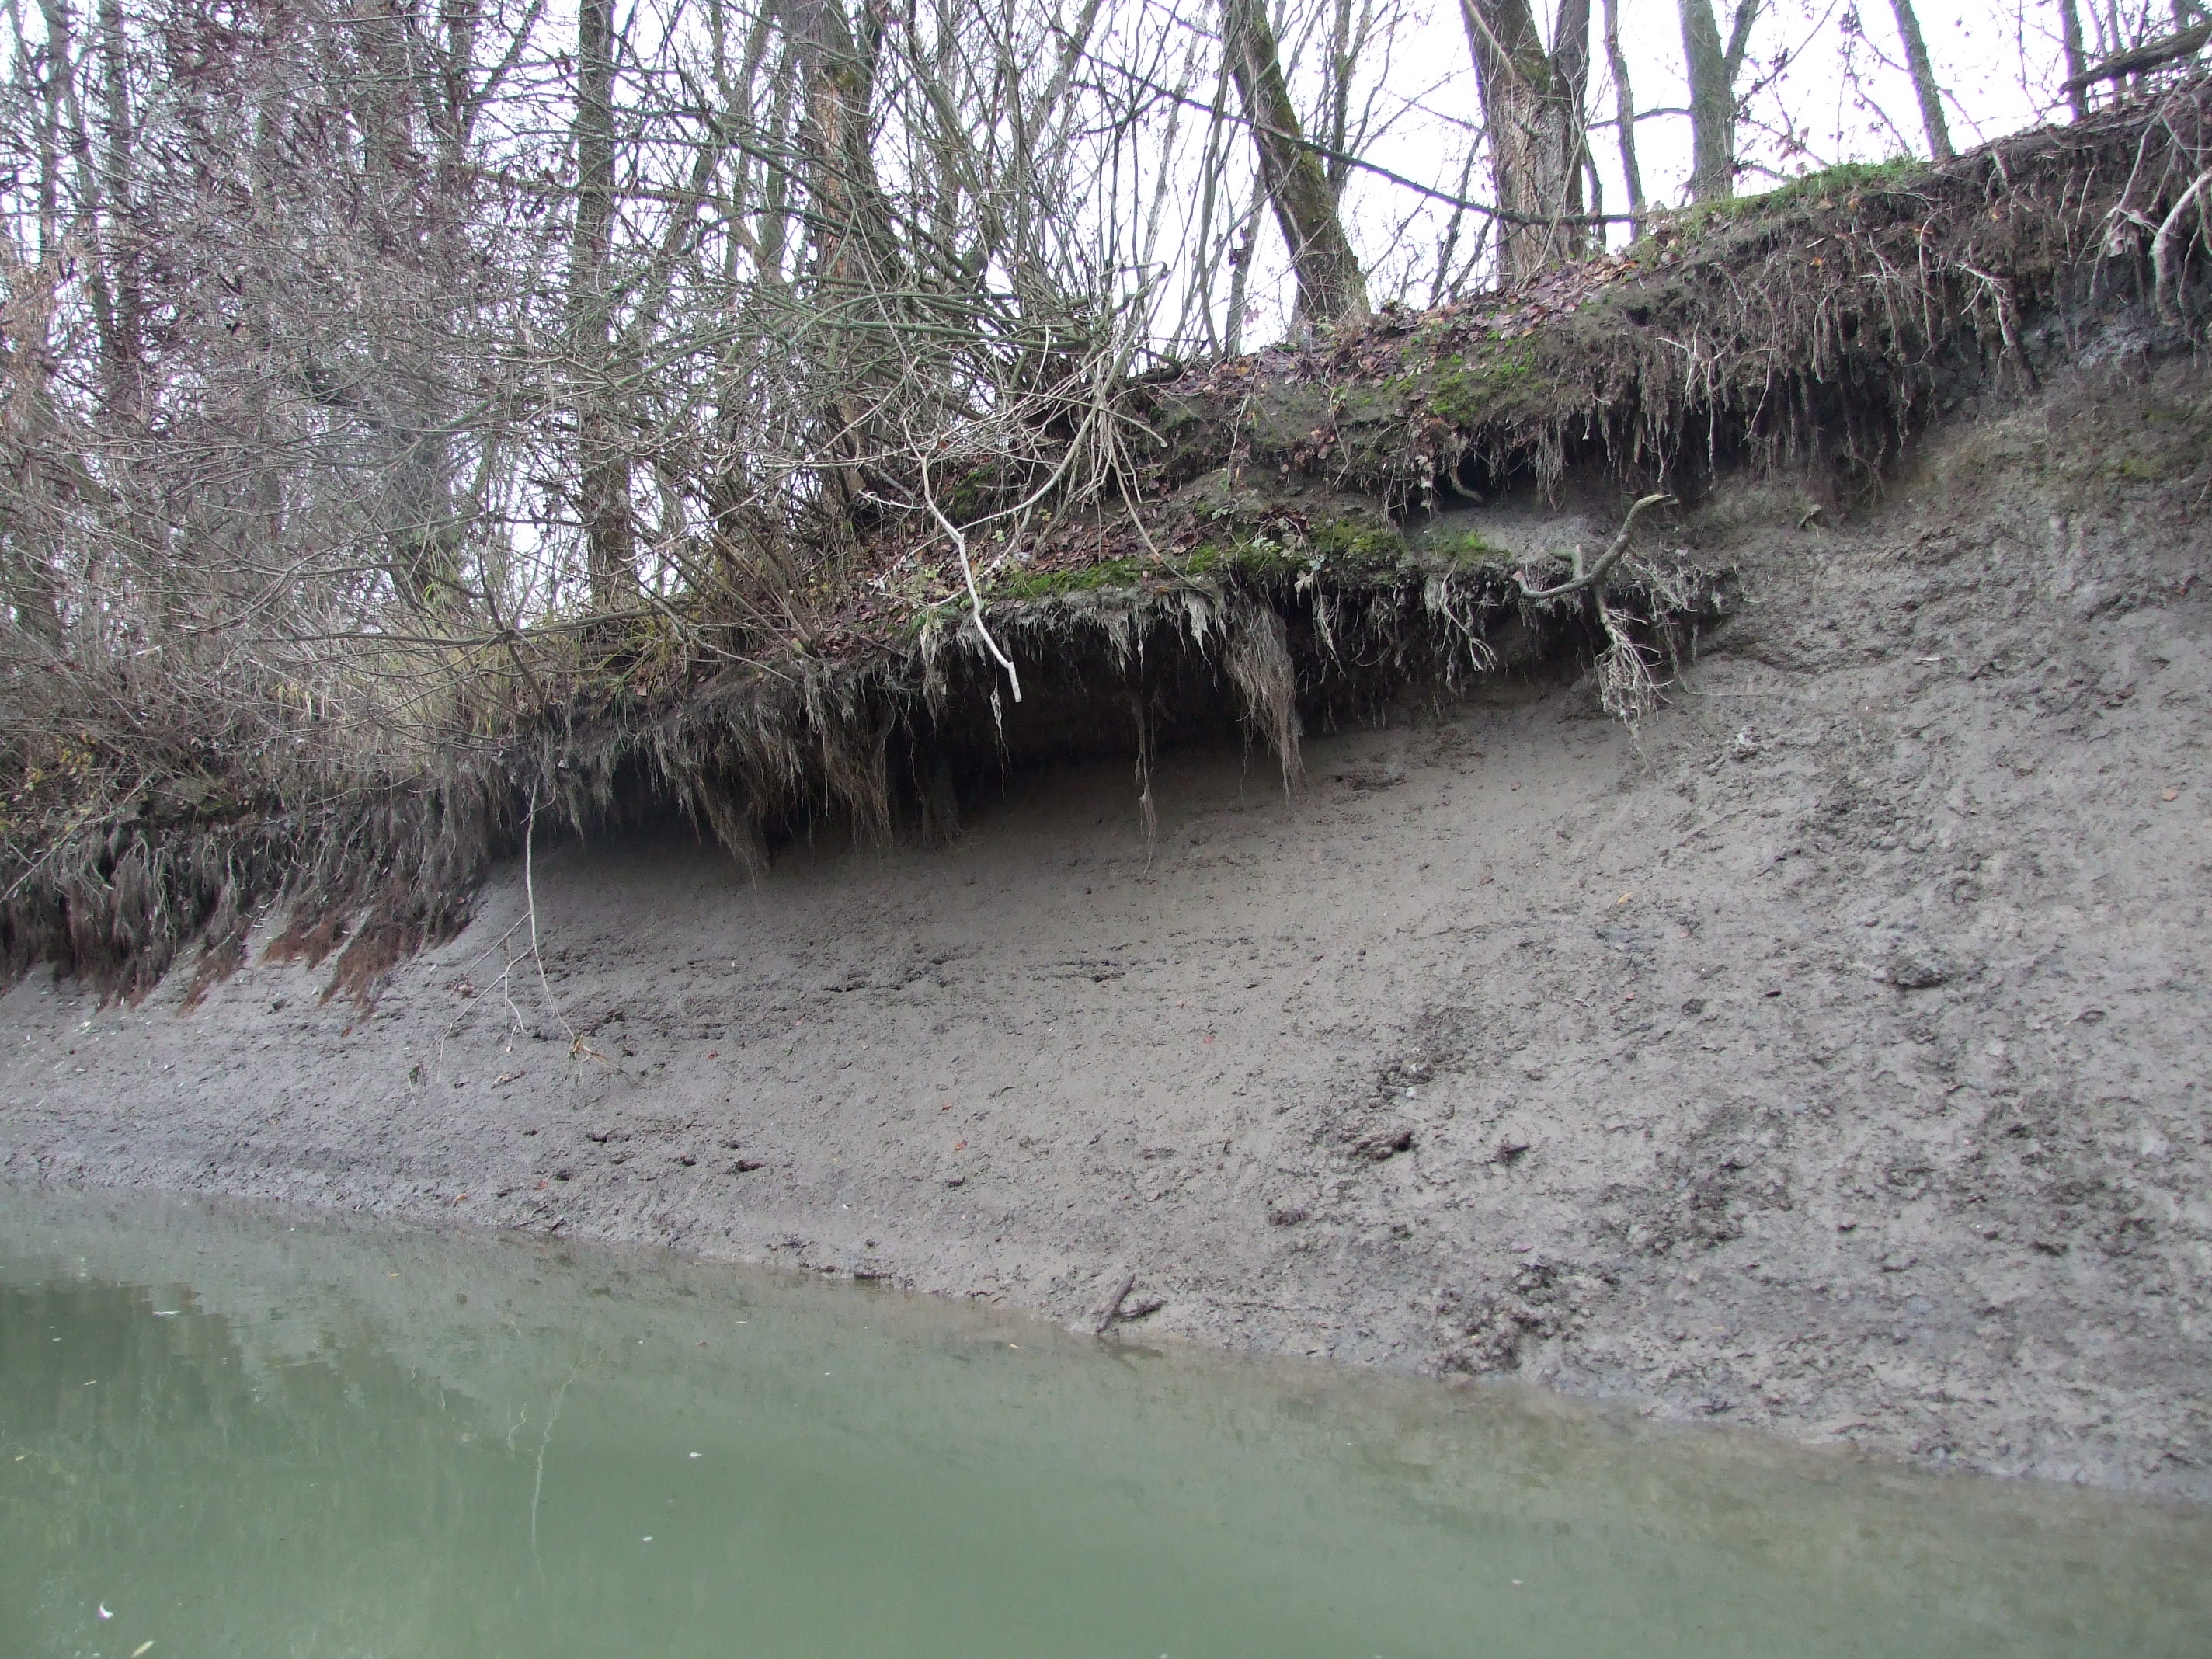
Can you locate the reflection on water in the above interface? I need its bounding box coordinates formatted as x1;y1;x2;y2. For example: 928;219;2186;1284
2;1185;2205;1659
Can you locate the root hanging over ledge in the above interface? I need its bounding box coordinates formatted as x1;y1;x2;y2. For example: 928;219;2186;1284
2;548;1727;1005
8;83;2212;1003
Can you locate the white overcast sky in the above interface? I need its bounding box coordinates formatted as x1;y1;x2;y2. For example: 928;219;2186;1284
1591;0;2071;195
1139;0;2149;333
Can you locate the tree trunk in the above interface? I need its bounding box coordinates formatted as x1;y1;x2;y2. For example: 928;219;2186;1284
1223;195;1264;356
568;0;635;608
1461;0;1592;285
1887;0;1953;158
6;4;71;646
774;0;902;530
1600;0;1644;239
1679;0;1759;202
2057;0;2089;119
0;262;66;647
1223;0;1370;328
776;0;890;296
1320;0;1362;197
94;0;142;417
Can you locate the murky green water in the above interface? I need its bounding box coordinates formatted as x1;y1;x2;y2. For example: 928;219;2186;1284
2;1187;2206;1659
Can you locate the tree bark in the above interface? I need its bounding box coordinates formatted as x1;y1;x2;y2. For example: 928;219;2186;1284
1680;0;1759;202
1600;0;1644;238
1887;0;1953;158
1320;0;1362;197
776;0;891;295
94;0;141;417
1461;0;1591;285
6;2;73;646
568;0;635;607
774;0;903;530
0;250;65;649
1223;196;1264;356
1223;0;1370;328
2057;0;2089;120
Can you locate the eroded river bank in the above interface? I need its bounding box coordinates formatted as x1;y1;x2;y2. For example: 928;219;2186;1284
5;377;2211;1501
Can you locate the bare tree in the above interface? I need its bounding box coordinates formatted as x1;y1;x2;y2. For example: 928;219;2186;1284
2;2;68;645
1223;0;1371;326
1680;0;1761;202
0;242;64;646
1600;0;1645;239
15;0;2196;955
570;0;637;606
1462;0;1592;282
1888;0;1954;158
2058;0;2092;117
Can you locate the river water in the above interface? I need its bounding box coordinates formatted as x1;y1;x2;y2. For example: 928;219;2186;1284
2;1185;2205;1659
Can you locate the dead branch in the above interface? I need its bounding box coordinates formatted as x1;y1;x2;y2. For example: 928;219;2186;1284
1515;492;1677;603
2063;24;2210;95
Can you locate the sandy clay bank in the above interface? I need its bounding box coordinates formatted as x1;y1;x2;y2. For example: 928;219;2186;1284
5;357;2211;1504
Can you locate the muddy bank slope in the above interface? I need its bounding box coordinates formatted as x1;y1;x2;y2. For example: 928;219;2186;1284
5;361;2210;1502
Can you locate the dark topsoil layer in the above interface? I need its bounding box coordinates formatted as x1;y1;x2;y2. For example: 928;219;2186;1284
5;345;2211;1501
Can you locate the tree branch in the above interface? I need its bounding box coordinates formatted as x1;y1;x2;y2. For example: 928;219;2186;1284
1515;492;1675;602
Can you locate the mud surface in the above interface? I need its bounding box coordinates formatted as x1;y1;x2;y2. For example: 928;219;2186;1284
5;364;2209;1501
